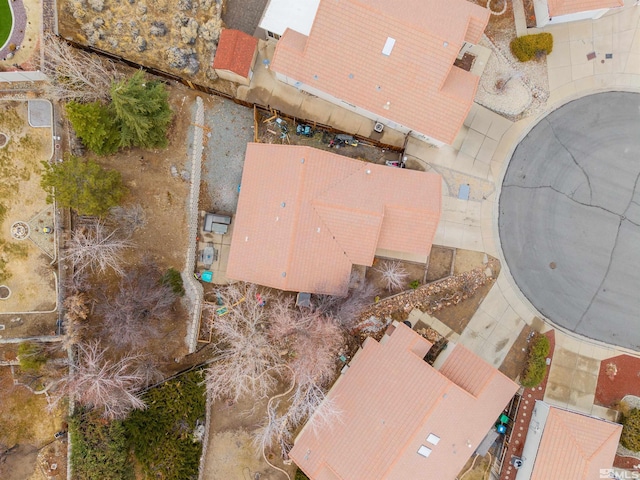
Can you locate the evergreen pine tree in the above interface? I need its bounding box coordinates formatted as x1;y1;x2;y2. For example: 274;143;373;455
66;101;120;155
109;70;173;149
40;155;126;216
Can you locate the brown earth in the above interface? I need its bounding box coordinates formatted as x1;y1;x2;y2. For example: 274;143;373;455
94;84;194;271
0;366;65;480
426;246;454;282
203;386;298;480
255;109;402;166
74;82;201;364
470;0;516;43
498;323;534;380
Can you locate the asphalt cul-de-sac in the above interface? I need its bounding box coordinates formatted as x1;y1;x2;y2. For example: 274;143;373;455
499;92;640;350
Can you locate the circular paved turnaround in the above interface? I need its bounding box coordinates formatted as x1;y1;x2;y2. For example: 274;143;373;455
499;92;640;350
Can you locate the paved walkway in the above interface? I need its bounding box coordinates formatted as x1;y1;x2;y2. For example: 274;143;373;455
403;2;640;417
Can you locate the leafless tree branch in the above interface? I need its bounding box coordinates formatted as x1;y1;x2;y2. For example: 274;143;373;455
63;220;133;278
42;33;123;102
50;341;148;420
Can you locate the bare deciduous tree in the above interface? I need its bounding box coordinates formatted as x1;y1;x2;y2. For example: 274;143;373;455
313;273;376;329
204;284;344;459
52;341;148;420
64;292;90;323
205;283;281;403
257;297;343;458
42;33;123;102
375;260;409;291
108;204;147;236
64;220;133;278
99;265;176;349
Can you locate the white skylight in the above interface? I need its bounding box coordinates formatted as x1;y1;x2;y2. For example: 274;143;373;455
417;445;432;458
427;433;440;445
382;37;396;56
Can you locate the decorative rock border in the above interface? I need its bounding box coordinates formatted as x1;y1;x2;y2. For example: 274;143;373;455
10;221;30;240
0;285;11;300
0;0;26;61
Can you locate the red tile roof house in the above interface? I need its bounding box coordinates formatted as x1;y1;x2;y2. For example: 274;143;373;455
268;0;491;147
226;143;442;296
289;321;519;479
212;29;259;86
533;0;624;27
514;401;622;480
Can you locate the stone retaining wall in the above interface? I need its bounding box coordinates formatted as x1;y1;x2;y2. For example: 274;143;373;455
183;97;205;353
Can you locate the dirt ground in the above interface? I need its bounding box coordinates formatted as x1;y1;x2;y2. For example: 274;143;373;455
256;109;404;166
358;252;501;335
203;389;298;480
498;322;534;380
476;0;515;42
426;246;454;282
0;101;57;315
365;258;427;297
75;81;200;364
431;257;501;335
0;366;66;480
94;82;194;271
458;453;492;480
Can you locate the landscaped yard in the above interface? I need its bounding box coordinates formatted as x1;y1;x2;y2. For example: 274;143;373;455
0;0;12;49
0;101;56;317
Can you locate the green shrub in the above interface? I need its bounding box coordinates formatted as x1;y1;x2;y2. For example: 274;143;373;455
124;369;206;480
510;33;553;62
69;410;134;480
409;280;420;290
17;342;47;371
530;333;550;358
161;268;185;297
296;469;311;480
520;333;550;388
621;408;640;451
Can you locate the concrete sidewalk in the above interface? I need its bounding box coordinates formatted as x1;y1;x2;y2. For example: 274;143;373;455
404;2;640;416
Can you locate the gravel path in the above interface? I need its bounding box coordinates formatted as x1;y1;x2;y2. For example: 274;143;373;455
0;0;26;60
202;98;254;213
222;0;268;35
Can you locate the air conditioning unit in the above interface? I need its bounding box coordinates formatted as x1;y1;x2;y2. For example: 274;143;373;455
511;457;523;469
374;122;384;133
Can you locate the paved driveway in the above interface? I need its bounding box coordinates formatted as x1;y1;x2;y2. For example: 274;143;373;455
499;92;640;350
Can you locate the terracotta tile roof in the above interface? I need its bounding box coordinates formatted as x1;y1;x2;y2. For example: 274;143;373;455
227;144;441;295
526;405;622;480
270;0;490;145
547;0;623;16
212;29;258;78
289;323;519;480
